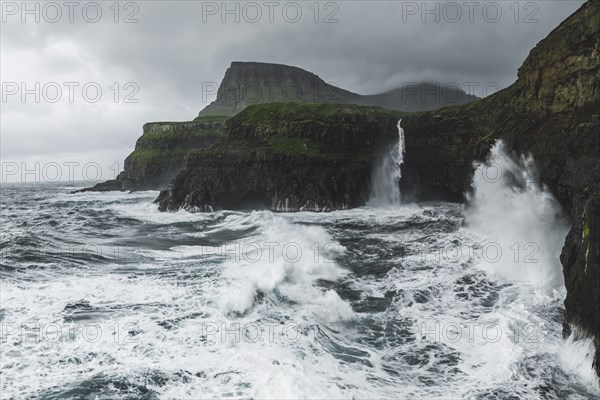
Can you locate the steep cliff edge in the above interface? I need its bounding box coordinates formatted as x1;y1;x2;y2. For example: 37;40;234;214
401;0;599;375
76;117;226;192
156;103;403;211
198;61;478;117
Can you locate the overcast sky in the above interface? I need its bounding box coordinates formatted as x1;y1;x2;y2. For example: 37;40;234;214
0;0;585;182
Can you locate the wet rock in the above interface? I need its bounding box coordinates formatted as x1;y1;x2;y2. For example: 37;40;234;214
156;103;401;212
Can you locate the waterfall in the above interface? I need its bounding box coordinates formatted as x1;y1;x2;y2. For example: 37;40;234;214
368;119;405;207
464;140;570;287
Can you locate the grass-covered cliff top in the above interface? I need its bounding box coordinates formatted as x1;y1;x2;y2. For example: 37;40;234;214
130;102;409;164
186;102;410;161
230;102;408;129
126;116;229;164
140;116;227;144
192;115;231;122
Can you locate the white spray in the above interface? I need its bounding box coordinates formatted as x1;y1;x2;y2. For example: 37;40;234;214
368;120;405;207
464;140;570;287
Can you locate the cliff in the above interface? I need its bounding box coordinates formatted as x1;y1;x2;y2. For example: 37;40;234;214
400;0;600;375
80;63;476;193
76;117;226;192
156;103;403;211
198;61;478;117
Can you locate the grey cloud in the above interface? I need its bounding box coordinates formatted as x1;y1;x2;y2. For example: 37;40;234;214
1;0;586;165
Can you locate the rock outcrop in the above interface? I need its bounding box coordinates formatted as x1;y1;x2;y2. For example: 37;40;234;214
76;118;225;192
156;103;402;211
198;61;478;117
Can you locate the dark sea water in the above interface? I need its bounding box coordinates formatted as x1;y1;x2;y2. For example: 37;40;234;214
1;159;599;398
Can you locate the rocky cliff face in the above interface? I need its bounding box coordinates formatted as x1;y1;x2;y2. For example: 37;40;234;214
198;61;478;117
156;103;402;211
401;0;599;375
77;118;225;192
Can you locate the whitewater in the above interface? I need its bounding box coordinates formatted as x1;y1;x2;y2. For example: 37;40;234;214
1;137;598;398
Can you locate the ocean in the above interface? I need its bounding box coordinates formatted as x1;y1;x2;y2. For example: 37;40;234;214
1;141;598;399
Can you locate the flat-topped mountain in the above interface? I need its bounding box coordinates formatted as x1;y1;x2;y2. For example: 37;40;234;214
198;61;479;117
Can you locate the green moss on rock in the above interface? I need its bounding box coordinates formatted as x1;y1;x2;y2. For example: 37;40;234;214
141;120;226;143
127;148;189;163
230;102;408;133
192;115;230;122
